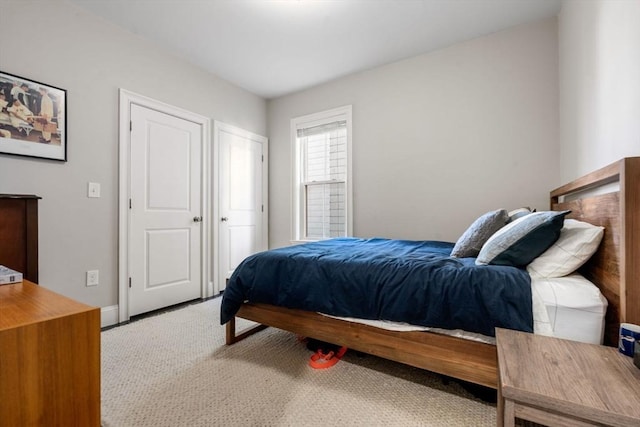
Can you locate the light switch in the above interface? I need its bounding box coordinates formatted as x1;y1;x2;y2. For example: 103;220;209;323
88;182;101;198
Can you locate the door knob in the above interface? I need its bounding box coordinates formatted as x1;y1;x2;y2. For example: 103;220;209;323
193;216;203;222
221;217;228;222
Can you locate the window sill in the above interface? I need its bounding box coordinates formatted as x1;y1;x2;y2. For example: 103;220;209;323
289;239;318;245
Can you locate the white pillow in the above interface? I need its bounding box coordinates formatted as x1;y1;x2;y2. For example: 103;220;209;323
527;219;604;278
508;207;533;222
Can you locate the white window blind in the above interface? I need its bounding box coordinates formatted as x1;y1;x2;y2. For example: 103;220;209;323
292;106;352;241
300;122;346;239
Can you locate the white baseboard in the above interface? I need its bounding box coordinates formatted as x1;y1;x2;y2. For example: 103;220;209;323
101;305;119;328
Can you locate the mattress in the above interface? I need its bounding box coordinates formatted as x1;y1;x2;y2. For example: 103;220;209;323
532;273;608;344
326;273;607;345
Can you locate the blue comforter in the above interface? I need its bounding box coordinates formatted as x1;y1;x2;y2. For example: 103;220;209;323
220;238;533;336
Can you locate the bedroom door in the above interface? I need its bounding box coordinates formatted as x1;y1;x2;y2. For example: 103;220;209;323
128;103;203;316
215;122;267;293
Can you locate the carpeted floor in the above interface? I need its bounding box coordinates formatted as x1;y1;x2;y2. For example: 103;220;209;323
101;297;498;426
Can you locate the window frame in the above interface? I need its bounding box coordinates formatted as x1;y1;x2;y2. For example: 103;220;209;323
291;105;353;243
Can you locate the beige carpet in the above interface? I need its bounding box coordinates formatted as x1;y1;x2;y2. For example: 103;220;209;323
101;297;497;426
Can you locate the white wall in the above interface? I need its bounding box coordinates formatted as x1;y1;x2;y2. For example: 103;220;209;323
559;0;640;181
268;19;559;249
0;0;266;308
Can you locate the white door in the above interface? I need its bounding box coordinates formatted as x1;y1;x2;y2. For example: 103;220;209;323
129;104;203;316
217;123;267;292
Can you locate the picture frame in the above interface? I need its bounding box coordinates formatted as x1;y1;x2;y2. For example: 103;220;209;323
0;71;67;162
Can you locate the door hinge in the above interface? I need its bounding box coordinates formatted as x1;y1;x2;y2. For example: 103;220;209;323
129;198;132;209
129;277;132;288
130;121;132;132
261;155;264;162
261;205;264;212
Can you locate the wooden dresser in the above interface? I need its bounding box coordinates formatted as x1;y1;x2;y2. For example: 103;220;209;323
0;280;100;426
0;194;40;282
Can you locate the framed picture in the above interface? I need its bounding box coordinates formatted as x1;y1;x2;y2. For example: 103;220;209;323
0;71;67;161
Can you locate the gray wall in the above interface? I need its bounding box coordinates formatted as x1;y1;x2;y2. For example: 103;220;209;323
0;0;266;308
558;0;640;181
267;19;559;249
9;1;628;311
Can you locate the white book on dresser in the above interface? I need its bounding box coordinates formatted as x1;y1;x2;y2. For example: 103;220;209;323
0;265;23;285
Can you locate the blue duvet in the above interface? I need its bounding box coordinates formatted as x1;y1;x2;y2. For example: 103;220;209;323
220;238;533;337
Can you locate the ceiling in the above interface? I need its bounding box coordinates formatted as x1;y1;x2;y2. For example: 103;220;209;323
70;0;562;99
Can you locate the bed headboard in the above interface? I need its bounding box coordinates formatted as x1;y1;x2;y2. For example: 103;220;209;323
550;157;640;346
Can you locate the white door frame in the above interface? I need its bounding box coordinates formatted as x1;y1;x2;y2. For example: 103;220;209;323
118;89;211;323
213;121;268;294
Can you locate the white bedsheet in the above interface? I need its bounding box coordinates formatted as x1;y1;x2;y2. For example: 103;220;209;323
324;273;607;345
531;273;607;344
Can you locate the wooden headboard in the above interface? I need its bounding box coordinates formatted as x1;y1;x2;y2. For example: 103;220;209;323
550;157;640;346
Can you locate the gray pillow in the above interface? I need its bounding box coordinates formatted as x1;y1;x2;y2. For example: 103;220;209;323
476;210;570;267
450;209;509;258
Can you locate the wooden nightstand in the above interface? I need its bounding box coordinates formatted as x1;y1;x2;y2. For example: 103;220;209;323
496;328;640;427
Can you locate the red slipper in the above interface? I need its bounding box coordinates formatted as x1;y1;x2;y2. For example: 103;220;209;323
309;346;348;369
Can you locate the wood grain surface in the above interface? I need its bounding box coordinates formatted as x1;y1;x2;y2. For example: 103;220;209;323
0;280;100;426
0;281;94;330
497;328;640;427
234;302;498;388
551;157;640;346
0;195;40;282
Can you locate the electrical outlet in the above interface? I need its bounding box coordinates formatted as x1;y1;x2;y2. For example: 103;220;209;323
88;182;101;198
86;270;99;287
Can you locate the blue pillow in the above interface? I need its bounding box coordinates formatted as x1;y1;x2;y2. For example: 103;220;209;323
476;210;570;268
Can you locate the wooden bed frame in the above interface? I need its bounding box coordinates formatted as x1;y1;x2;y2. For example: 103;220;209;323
226;157;640;389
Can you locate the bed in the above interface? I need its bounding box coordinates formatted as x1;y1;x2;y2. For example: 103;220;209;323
223;157;640;389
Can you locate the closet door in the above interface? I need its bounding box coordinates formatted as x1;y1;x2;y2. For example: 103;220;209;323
129;104;203;316
215;122;267;293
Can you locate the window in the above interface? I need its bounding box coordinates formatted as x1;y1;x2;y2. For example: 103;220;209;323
291;106;352;242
